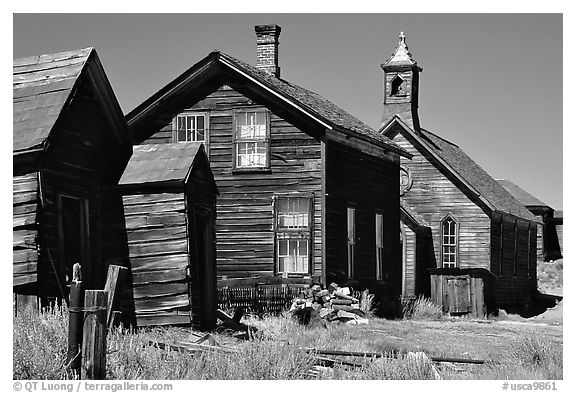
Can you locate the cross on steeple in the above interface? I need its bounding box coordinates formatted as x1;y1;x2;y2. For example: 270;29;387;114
399;31;406;45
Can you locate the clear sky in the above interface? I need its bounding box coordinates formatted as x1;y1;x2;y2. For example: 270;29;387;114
12;13;563;209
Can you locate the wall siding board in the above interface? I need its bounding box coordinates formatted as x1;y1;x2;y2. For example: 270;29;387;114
141;85;323;279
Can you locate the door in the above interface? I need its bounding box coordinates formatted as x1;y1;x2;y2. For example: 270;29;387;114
446;276;471;314
189;204;216;330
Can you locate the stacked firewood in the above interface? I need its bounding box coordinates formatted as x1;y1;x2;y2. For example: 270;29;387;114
289;283;369;325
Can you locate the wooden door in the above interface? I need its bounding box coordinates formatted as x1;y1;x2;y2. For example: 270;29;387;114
446;276;471;314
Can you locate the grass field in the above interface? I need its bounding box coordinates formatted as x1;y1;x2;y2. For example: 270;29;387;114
13;296;563;380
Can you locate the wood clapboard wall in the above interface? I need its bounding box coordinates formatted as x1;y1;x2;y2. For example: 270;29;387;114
392;132;492;269
141;84;323;279
13;172;39;288
401;223;416;298
122;192;192;326
35;72;124;297
490;212;537;308
324;140;401;295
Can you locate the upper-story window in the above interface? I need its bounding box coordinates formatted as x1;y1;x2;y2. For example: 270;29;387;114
234;110;270;170
441;215;459;268
174;113;207;143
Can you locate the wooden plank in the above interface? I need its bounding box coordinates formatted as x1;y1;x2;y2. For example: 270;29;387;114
133;282;189;299
130;254;189;272
134;293;189;313
132;268;188;285
103;265;128;327
81;290;108;380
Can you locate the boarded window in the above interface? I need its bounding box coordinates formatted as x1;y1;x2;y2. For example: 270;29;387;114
375;213;384;280
441;216;458;268
275;197;311;274
174;113;207;143
234;111;269;169
347;206;356;279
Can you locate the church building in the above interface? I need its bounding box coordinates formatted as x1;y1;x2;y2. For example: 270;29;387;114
380;33;540;314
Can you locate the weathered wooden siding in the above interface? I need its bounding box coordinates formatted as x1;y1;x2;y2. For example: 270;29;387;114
13;172;39;287
401;224;416;298
324;140;401;299
490;212;538;310
35;73;126;298
392;132;491;269
122;192;191;326
141;84;323;279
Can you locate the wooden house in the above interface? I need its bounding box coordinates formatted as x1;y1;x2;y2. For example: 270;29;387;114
13;48;132;306
115;143;218;328
379;33;540;314
497;179;562;262
126;24;411;312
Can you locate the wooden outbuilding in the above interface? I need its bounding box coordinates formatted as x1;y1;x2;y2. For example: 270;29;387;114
379;33;540;315
13;48;132;306
125;24;411;314
116;143;218;328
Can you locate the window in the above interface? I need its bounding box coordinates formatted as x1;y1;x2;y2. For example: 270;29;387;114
441;215;458;268
275;197;312;274
400;166;413;195
375;213;384;280
347;207;356;279
391;75;406;96
234;110;269;169
174;113;207;143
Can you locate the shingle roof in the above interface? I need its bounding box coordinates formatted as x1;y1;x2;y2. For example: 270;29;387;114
13;48;93;155
496;179;548;209
218;52;402;152
119;143;204;185
419;128;537;222
127;50;406;156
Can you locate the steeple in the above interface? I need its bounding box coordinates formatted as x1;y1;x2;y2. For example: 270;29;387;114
381;32;422;131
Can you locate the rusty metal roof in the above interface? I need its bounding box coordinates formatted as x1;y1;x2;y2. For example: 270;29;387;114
119;143;205;185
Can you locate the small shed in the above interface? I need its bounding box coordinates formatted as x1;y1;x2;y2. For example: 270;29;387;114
13;48;132;306
429;268;497;318
117;143;218;329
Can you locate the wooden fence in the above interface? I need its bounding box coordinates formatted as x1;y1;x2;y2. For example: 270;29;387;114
217;276;313;314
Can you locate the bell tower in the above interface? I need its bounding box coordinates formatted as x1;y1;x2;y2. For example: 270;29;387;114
381;32;422;132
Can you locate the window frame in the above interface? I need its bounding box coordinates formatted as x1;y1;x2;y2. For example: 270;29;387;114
347;206;356;279
172;112;210;150
232;109;271;172
273;194;314;275
440;214;459;268
375;212;385;281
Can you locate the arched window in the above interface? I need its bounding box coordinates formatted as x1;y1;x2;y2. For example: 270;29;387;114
441;215;459;268
391;75;406;96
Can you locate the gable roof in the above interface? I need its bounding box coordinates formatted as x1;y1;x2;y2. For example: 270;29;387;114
119;143;215;188
13;47;130;158
383;116;537;222
496;179;549;209
127;50;408;158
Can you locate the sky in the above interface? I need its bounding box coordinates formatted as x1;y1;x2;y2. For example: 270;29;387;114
12;13;563;209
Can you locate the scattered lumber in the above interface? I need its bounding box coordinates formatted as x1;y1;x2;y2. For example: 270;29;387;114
289;282;369;325
215;308;258;339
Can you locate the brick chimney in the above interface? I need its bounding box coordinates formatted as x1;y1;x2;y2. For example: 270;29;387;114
255;24;281;77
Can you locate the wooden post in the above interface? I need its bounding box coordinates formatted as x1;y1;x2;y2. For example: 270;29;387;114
81;290;108;380
66;264;84;373
103;265;127;328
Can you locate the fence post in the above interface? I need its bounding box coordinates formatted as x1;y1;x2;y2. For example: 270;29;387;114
81;290;108;380
103;265;127;328
67;264;84;374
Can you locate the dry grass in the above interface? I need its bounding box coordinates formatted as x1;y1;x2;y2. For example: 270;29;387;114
13;303;562;380
402;296;444;321
537;260;563;291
